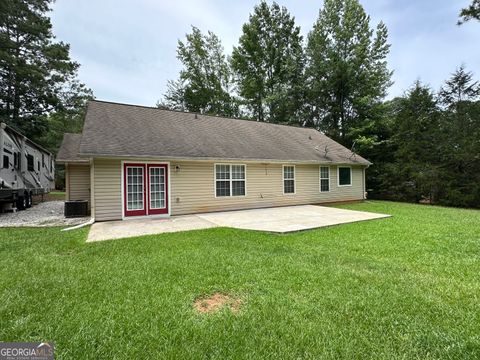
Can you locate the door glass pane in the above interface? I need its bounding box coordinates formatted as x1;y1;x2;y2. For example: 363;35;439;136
150;167;165;209
127;167;144;210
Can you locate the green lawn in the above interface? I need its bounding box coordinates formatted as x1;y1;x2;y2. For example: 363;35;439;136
46;191;66;201
33;191;66;203
0;201;479;359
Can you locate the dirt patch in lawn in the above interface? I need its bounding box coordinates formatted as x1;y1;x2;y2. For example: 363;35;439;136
194;293;241;314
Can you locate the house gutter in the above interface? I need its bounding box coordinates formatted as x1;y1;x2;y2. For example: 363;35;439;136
75;153;371;167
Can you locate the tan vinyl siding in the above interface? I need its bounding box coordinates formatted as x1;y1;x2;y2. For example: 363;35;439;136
93;159;122;221
171;161;364;215
66;164;90;208
91;159;365;221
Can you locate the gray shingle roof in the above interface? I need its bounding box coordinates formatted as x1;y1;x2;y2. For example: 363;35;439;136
76;100;370;165
57;133;88;163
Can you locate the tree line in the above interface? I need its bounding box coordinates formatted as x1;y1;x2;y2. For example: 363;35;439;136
159;0;480;208
160;0;392;150
1;0;478;206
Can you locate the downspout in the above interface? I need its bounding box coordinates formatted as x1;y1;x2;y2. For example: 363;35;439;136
363;164;371;200
89;158;95;221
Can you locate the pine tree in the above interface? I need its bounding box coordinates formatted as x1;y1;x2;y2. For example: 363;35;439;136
392;82;442;202
458;0;480;24
0;0;81;140
231;1;304;123
438;67;480;207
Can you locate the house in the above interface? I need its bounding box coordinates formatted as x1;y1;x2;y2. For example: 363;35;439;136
56;100;371;221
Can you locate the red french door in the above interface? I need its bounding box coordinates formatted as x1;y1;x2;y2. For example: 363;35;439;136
124;163;168;217
124;164;147;216
146;164;168;215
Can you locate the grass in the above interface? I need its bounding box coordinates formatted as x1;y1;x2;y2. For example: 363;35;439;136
0;201;479;359
32;191;65;203
46;191;66;201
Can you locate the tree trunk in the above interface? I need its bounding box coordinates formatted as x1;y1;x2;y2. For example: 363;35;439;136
12;34;21;126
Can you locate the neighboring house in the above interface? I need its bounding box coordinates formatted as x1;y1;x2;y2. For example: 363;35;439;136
57;100;371;221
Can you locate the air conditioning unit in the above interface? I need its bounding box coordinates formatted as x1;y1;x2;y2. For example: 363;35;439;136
64;200;88;218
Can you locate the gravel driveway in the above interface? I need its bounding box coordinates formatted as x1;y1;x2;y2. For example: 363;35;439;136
0;201;90;227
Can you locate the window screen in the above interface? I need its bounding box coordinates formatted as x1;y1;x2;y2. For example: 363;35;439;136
215;164;246;197
338;167;352;186
320;166;330;192
283;165;295;194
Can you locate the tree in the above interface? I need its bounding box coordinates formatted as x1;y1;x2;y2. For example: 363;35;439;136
391;82;443;202
458;0;480;24
39;80;93;153
158;79;186;111
0;0;82;141
370;69;480;208
439;65;480;106
231;1;304;123
437;67;480;207
39;81;93;190
159;26;238;117
305;0;392;145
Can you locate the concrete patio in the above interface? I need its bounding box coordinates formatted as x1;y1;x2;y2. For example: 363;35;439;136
86;204;390;242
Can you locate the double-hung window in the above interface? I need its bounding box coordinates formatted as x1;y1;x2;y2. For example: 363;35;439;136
283;165;295;194
320;166;330;192
338;166;352;186
215;164;246;197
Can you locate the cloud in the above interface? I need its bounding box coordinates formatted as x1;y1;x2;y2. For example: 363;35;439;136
51;0;480;105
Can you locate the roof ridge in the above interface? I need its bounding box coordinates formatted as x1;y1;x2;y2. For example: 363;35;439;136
89;99;318;133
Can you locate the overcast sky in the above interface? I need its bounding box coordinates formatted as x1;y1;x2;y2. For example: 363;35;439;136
50;0;479;106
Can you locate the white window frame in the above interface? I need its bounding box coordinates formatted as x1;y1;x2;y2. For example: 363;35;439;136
319;166;330;193
337;166;352;187
214;164;247;198
282;164;296;195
